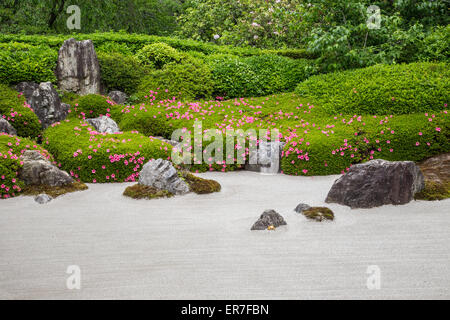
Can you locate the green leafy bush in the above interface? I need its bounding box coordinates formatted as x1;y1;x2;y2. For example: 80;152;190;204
0;134;52;199
42;119;173;183
135;42;183;68
75;94;112;118
98;52;147;95
0;84;41;139
417;25;450;62
0;42;57;85
136;58;214;101
295;62;449;115
209;54;316;98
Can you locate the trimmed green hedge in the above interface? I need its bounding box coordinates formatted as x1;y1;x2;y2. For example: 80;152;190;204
295;62;449;115
42;119;173;183
0;134;52;199
75;94;115;118
0;42;57;85
97;52;147;95
0;32;313;59
0;84;41;139
208;55;316;98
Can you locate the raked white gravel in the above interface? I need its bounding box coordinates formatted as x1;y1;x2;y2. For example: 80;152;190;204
0;171;449;299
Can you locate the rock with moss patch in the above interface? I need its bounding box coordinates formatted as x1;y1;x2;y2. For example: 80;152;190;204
123;184;174;200
19;150;74;187
326;159;424;208
251;209;287;230
415;153;450;201
139;158;189;195
302;207;334;222
180;171;221;194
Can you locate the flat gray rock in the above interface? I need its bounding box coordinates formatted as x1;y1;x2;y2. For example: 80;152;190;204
20;150;73;187
138;159;189;195
251;209;287;230
34;194;53;204
85;116;120;134
325;159;425;208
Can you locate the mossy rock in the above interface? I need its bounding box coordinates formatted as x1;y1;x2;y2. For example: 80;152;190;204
414;181;450;201
22;181;88;198
302;207;335;222
123;184;174;200
180;171;221;194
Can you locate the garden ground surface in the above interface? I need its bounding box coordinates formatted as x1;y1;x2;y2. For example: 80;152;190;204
0;171;449;299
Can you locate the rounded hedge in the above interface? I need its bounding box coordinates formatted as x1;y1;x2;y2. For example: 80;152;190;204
42;119;173;183
135;42;183;69
0;84;41;139
0;133;52;199
97;52;147;95
295;62;449;115
75;94;113;118
136;58;214;101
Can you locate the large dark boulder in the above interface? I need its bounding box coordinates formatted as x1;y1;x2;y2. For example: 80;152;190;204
0;118;17;135
16;82;70;129
56;38;101;95
139;158;189;195
19;150;73;187
325;159;424;208
251;209;287;230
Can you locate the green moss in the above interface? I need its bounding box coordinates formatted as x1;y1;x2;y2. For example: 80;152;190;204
123;184;174;200
180;171;221;194
302;207;335;222
22;181;88;198
415;181;450;201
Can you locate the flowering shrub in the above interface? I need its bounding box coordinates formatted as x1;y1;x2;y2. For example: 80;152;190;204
0;84;41;139
42;119;172;183
295;62;450;115
75;94;115;118
0;133;52;199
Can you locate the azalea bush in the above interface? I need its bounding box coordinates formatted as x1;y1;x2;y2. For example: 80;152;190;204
42;119;173;183
75;94;115;119
0;84;41;139
295;62;450;115
0;133;52;199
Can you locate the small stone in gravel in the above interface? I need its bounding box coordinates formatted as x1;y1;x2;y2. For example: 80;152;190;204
35;194;53;204
251;209;287;230
294;203;311;213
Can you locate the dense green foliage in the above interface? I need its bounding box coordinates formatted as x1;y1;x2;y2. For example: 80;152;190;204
135;42;184;68
295;63;449;115
43;119;172;183
75;94;112;118
0;0;182;35
0;84;42;138
208;55;316;99
97;52;147;95
0;42;57;85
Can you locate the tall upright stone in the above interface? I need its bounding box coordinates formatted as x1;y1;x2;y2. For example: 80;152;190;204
56;38;101;95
